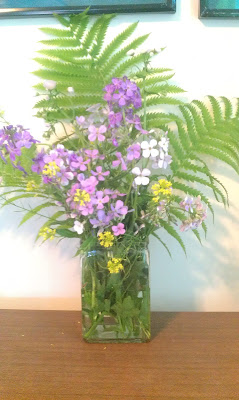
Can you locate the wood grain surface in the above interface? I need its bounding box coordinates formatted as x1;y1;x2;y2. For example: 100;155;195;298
0;311;238;400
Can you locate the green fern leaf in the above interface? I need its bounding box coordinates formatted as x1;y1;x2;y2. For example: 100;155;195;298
98;22;138;66
146;96;184;107
40;27;72;38
53;14;70;27
19;202;56;227
151;231;172;258
1;193;47;208
40;38;80;47
159;219;186;255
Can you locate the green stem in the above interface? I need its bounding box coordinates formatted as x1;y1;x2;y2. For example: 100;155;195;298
91;268;96;314
84;313;105;339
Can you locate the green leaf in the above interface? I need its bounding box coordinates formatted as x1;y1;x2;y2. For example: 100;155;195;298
36;211;65;242
56;228;79;238
159;220;186;255
19;202;55;227
1;193;47;208
151;231;172;258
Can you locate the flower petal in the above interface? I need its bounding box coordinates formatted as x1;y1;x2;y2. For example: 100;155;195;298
150;139;157;147
132;167;141;175
135;176;142;185
151;148;159;158
142;168;151;176
142;149;150;158
141;141;149;150
141;176;150;185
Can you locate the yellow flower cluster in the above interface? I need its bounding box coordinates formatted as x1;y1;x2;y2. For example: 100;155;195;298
39;227;56;241
107;258;124;274
42;161;60;177
74;189;90;206
26;181;38;191
152;179;172;203
98;231;114;248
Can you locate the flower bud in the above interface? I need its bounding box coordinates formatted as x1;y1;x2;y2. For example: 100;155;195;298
43;80;57;90
67;87;74;94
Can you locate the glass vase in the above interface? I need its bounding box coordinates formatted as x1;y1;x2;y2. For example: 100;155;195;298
81;246;150;343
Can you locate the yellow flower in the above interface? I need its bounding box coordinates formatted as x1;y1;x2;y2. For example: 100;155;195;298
107;258;124;274
42;161;60;177
39;227;56;241
26;181;38;191
152;179;172;198
73;189;90;206
98;231;114;248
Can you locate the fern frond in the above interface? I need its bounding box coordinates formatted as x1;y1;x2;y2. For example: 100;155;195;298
159;219;186;255
40;27;72;38
97;22;138;66
171;181;214;217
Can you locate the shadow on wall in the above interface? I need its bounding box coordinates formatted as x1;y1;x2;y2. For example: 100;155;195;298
150;157;239;312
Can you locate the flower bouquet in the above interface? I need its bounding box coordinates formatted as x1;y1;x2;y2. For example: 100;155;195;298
0;12;237;343
0;72;207;342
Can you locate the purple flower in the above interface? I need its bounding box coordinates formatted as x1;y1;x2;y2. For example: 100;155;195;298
112;152;127;171
76;116;86;126
88;125;107;142
92;191;110;210
103;84;115;102
5;145;21;161
85;149;99;160
111;200;128;217
108;111;123;128
70;156;90;172
78;201;94;216
91;166;110;181
14;130;38;149
90;210;111;229
112;223;126;236
113;90;127;107
104;189;126;199
127;143;141;161
58;166;74;186
81;176;98;194
43;150;63;167
112;138;119;147
180;196;194;212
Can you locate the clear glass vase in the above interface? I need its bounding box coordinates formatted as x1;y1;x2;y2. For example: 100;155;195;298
81;246;150;343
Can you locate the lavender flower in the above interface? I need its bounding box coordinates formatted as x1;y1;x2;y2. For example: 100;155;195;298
90;210;112;229
110;200;128;218
91;166;110;181
92;191;110;210
88;125;107;142
112;152;127;171
127;144;141;161
112;223;125;236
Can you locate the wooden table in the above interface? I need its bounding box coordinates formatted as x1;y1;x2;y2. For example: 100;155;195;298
0;311;238;400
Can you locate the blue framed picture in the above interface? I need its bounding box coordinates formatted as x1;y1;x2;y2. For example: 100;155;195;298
200;0;239;18
0;0;176;17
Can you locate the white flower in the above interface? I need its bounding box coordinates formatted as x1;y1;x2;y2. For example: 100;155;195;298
43;80;57;90
158;137;169;153
132;167;151;186
141;139;159;158
157;151;172;169
67;87;74;94
74;221;84;235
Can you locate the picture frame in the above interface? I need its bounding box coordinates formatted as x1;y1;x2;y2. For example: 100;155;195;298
200;0;239;18
0;0;176;18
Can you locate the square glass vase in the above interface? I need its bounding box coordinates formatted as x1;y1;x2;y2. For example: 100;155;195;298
81;246;151;343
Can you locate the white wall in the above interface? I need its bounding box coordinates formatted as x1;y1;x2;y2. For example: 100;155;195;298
0;0;239;311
